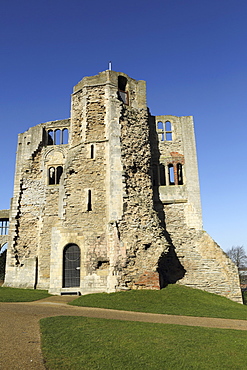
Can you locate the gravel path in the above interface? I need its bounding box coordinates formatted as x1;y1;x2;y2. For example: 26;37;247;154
1;295;247;369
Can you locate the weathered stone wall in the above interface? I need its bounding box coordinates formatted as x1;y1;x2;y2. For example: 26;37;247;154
163;203;242;302
150;114;242;303
4;120;70;289
116;106;171;289
3;70;242;303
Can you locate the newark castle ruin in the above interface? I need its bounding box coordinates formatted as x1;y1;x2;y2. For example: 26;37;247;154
1;70;242;302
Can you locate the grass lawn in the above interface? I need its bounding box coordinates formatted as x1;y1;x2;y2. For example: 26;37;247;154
70;284;247;320
40;316;247;370
0;286;50;302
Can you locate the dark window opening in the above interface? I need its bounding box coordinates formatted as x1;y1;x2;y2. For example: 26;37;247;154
90;144;94;159
168;164;175;185
177;163;183;185
48;166;63;185
118;76;127;91
48;130;54;145
159;164;166;185
87;190;92;211
0;220;9;236
56;166;63;184
118;76;128;104
49;167;56;185
97;260;109;269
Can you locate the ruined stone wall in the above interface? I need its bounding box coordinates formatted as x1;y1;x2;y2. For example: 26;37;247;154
163;203;242;302
116;106;171;289
4;120;70;289
3;70;242;303
151;114;242;303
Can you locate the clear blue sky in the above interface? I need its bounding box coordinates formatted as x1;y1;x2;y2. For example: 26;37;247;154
1;0;246;252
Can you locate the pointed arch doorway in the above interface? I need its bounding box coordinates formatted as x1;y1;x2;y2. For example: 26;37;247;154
63;244;80;288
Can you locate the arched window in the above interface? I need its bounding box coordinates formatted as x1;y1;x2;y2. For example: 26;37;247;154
177;163;183;185
63;244;80;288
54;129;61;145
62;128;69;144
165;121;172;141
157;121;165;141
47;130;54;145
48;166;63;185
48;167;56;185
157;121;163;130
47;129;69;145
168;164;175;185
159;164;166;185
0;243;8;254
56;166;63;184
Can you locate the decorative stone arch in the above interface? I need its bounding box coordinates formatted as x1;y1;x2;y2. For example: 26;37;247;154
44;147;66;164
62;244;81;288
44;148;66;185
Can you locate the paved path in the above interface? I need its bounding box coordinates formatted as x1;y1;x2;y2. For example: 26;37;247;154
1;295;247;369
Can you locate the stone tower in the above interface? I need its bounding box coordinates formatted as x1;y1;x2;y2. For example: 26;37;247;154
4;70;242;303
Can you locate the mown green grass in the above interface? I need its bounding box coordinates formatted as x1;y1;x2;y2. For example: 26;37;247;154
0;286;50;301
70;284;247;320
40;316;247;370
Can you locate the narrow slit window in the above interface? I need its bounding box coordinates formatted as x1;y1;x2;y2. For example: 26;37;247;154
177;163;183;185
168;164;175;185
159;164;166;185
87;190;92;211
90;144;94;159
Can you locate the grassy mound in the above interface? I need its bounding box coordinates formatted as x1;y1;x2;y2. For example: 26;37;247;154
0;286;50;302
70;284;247;320
40;316;247;370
